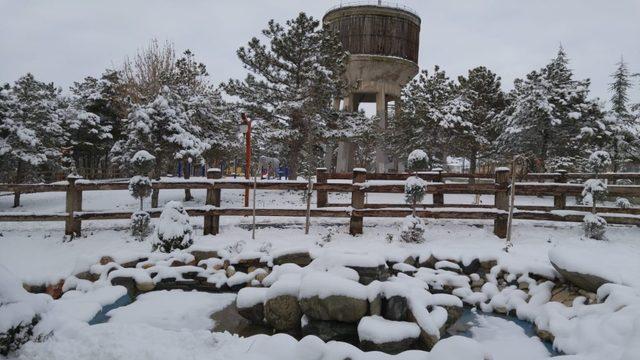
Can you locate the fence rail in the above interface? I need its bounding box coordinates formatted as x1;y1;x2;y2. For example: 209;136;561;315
1;168;639;238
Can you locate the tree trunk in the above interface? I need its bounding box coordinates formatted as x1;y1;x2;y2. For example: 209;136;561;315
13;160;23;208
151;156;162;208
183;159;193;201
469;152;477;185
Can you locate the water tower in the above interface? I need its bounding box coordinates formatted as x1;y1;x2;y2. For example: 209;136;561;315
323;1;420;172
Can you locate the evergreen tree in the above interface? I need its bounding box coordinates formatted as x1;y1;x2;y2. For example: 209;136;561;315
602;58;640;171
224;12;348;179
0;74;66;188
448;67;506;176
497;48;602;171
388;66;458;168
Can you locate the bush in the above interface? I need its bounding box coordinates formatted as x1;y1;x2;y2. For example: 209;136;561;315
583;213;607;240
0;315;39;356
587;151;611;173
399;215;426;243
404;176;427;206
615;197;631;209
407;149;429;172
582;179;607;206
130;211;152;241
153;201;193;253
128;175;153;210
130;150;155;175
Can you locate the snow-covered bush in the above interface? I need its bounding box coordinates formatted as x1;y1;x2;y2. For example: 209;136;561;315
131;211;152;242
583;213;607;240
405;176;427;213
0;266;49;356
399;215;425;243
587;150;611;174
407;149;429;172
128;176;153;209
130;150;155;176
153;201;193;253
615;197;631;209
582;179;607;210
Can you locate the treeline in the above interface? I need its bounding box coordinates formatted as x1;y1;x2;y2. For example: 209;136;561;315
389;49;640;174
1;13;639;186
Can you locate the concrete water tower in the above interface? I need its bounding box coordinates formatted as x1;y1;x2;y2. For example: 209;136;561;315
323;1;420;173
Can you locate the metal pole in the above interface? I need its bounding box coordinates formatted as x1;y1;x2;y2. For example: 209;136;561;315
304;175;313;234
242;113;252;207
252;166;257;240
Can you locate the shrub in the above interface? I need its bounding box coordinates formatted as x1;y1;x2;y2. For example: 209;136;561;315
128;175;153;210
130;211;152;241
153;201;193;253
583;213;607;240
130;150;155;175
582;179;607;208
587;150;611;173
399;215;426;243
0;315;39;356
615;197;631;209
405;176;427;207
407;149;429;172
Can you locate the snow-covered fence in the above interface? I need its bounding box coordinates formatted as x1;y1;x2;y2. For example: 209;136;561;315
1;168;640;238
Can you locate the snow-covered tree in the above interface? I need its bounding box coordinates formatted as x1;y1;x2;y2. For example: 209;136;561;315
407;149;429;172
497;48;603;171
153;201;193;253
402;150;428;243
224;12;348;179
447;67;506;176
388;66;458;168
128;150;155;241
601;59;640;171
0;74;66;204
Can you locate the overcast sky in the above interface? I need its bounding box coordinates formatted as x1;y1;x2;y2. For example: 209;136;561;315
1;0;639;104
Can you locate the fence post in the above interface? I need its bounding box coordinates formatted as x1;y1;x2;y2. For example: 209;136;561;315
65;174;83;236
204;168;222;235
316;168;328;208
432;167;444;206
493;168;510;238
349;168;366;235
554;169;567;209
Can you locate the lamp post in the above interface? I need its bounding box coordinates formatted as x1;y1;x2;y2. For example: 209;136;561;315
240;113;252;207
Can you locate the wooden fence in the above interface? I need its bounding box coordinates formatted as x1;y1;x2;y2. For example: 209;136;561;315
1;168;639;239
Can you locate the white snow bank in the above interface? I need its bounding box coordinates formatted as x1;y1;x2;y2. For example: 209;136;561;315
299;272;368;300
357;316;420;343
0;265;51;333
237;287;267;308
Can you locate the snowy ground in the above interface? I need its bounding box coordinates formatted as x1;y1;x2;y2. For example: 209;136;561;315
1;181;639;359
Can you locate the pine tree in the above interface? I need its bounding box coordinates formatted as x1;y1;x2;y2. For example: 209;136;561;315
603;58;639;171
224;12;348;179
448;67;506;176
0;74;66;188
388;66;457;168
497;48;602;171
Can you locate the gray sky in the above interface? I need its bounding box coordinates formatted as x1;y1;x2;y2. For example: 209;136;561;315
1;0;639;104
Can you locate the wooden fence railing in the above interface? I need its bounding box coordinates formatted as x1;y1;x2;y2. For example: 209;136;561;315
1;168;640;239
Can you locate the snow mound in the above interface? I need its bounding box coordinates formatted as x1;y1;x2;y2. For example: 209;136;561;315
357;316;420;344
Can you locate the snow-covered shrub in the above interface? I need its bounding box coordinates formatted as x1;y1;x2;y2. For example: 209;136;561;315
130;150;155;176
399;215;425;243
0;266;49;356
153;201;193;253
615;197;631;209
405;176;427;216
587;150;611;174
582;179;607;206
128;176;153;209
130;211;152;241
583;213;607;240
407;149;429;172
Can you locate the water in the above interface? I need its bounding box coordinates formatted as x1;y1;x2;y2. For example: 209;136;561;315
88;294;133;325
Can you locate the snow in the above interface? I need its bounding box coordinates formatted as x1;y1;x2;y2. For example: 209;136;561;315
0;266;50;333
470;315;551;360
299;272;368;300
237;287;267;308
107;290;235;331
357;316;420;343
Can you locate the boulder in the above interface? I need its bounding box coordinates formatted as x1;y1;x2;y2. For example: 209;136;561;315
190;250;219;263
264;295;302;331
360;338;417;354
135;280;155;292
369;294;382;316
238;301;264;324
461;258;480;275
110;276;137;298
299;295;368;323
237;287;267;324
45;280;64;299
383;295;409;321
358;316;420;354
551;261;608;293
99;256;114;265
347;265;389;285
302;319;358;343
273;251;312;267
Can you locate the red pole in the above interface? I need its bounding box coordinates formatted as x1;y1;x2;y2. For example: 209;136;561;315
242;113;252;207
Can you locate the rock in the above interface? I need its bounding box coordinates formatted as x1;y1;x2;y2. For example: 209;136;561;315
111;276;137;297
302;319;358;343
418;255;438;268
121;257;147;268
226;266;236;278
75;270;97;282
360;338;417;354
551;261;608;293
238;301;264;325
254;270;268;283
190;250;219;263
369;294;382;316
299;295;368;323
99;256;114;265
136;280;155;292
273;251;312;267
45;280;64;299
443;306;463;330
535;324;555;343
479;259;498;273
347;265;389;285
383;295;409;321
550;285;580;306
461;258;480;275
264;295;302;331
